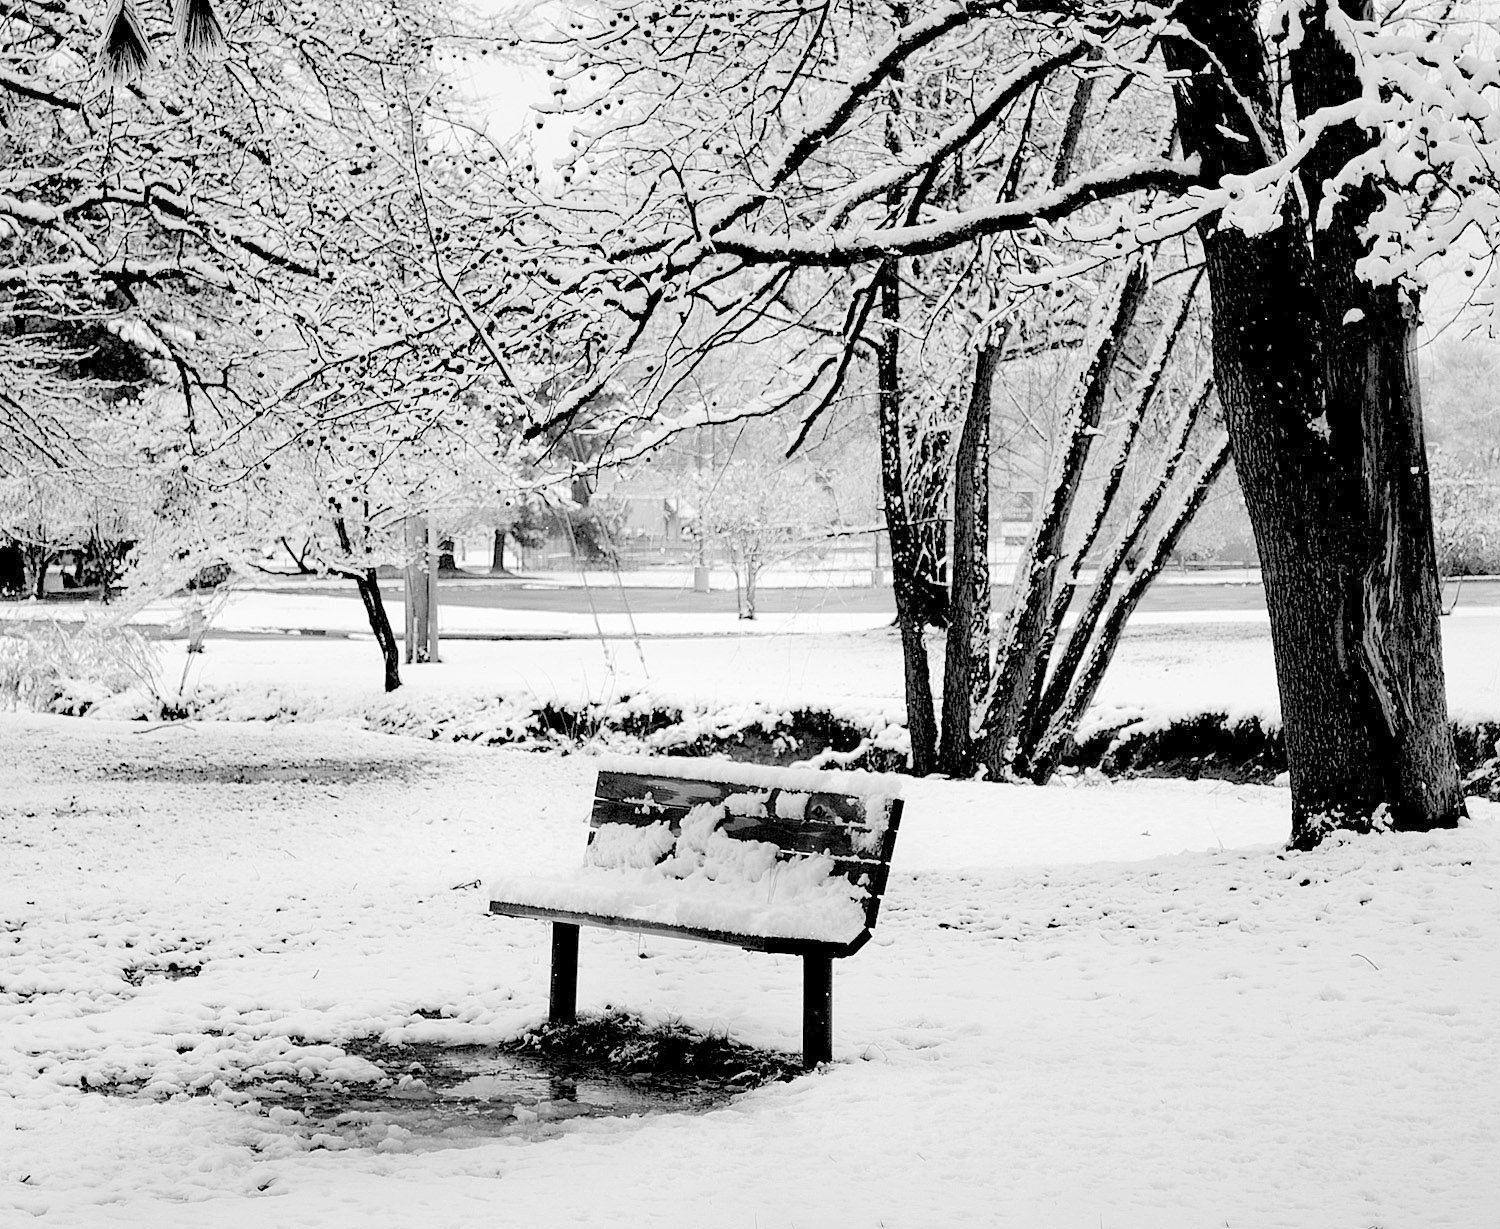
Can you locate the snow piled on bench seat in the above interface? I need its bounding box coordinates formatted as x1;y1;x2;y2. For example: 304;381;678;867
490;799;873;944
486;864;868;945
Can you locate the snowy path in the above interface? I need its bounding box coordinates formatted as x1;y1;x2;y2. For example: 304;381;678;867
3;716;1498;1227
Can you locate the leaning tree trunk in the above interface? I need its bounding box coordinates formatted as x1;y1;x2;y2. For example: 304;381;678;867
1030;440;1231;782
1031;373;1212;749
353;568;403;693
333;516;402;692
1166;0;1463;846
938;343;998;776
1017;274;1203;766
977;254;1152;779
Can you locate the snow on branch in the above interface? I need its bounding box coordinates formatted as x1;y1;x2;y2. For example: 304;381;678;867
706;158;1202;267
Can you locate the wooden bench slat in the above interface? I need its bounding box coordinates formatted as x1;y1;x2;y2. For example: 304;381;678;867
593;772;895;860
490;899;868;957
589;792;885;836
596;772;882;829
594;772;738;812
587;803;888;863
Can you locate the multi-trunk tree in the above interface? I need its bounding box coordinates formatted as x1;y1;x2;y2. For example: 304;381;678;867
449;3;1222;784
469;0;1496;846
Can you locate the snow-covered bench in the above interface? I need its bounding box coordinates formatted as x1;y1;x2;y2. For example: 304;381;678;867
488;755;904;1068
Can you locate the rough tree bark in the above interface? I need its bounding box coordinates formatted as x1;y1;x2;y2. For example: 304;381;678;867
1165;0;1463;845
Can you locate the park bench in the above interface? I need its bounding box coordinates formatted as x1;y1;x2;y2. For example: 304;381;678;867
488;755;903;1068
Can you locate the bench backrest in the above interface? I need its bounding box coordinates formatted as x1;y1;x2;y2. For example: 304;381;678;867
590;765;903;932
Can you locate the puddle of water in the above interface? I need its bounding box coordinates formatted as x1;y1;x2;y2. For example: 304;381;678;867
244;1044;732;1145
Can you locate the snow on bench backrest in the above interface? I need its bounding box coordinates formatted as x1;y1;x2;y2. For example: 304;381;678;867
587;755;904;934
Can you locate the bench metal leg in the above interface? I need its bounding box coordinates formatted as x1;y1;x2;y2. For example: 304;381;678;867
802;954;833;1068
549;922;579;1024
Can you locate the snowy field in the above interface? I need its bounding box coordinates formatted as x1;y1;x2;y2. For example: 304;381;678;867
0;582;895;640
4;593;1500;1227
11;584;1500;743
3;717;1499;1227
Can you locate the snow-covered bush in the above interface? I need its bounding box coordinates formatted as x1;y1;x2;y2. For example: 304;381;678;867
1431;462;1500;578
0;621;159;714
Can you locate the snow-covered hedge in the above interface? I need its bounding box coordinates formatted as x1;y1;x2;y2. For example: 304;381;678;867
16;644;1500;792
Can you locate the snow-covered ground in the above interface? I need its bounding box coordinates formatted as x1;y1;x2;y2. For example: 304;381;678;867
459;563;1268;589
0;565;1271;641
5;590;1500;1226
3;717;1498;1227
18;593;1500;744
0;583;895;640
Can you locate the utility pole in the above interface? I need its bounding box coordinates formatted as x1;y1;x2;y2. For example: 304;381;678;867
405;514;432;662
427;517;441;663
693;425;711;593
403;515;419;664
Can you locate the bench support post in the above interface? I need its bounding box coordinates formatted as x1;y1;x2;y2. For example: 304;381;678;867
802;953;833;1069
549;922;579;1024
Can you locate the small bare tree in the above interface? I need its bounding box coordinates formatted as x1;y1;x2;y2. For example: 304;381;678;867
687;422;842;619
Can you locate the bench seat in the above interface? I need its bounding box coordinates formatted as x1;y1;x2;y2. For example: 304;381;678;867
487;866;872;955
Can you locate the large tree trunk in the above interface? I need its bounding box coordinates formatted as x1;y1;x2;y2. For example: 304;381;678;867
1167;0;1463;846
491;527;507;574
